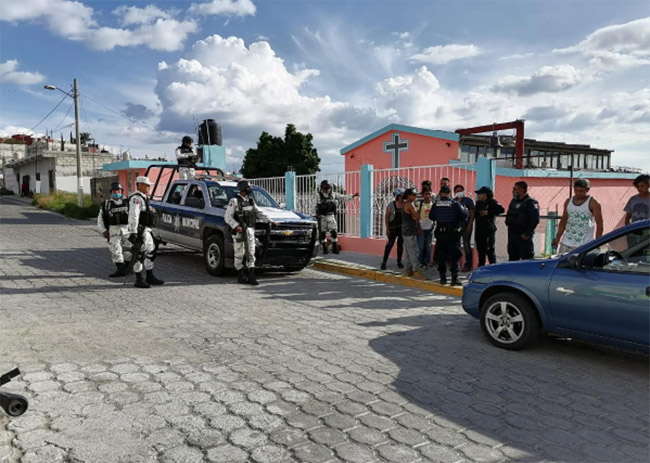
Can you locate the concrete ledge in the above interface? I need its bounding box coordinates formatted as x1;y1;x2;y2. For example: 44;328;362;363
310;259;463;297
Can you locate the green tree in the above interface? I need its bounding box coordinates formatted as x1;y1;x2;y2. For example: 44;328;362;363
241;124;321;178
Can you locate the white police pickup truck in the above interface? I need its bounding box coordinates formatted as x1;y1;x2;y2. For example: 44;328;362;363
144;165;317;275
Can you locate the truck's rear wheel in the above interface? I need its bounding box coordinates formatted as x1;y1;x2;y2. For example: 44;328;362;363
204;234;226;276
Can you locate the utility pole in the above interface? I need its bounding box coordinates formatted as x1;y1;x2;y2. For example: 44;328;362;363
73;78;83;207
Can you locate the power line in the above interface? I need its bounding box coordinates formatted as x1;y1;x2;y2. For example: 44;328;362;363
82;93;178;142
53;101;74;132
30;93;67;131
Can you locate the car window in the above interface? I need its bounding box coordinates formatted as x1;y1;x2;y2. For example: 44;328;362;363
167;183;186;205
208;185;229;208
583;227;650;274
208;185;280;208
186;185;204;200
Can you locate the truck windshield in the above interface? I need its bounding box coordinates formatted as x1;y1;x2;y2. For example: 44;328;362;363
208;185;280;209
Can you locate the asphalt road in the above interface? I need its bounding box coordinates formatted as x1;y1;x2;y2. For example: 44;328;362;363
0;197;648;463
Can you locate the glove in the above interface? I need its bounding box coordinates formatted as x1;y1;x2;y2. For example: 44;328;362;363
127;234;137;244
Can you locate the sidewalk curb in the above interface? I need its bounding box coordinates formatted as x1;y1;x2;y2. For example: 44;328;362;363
311;260;463;297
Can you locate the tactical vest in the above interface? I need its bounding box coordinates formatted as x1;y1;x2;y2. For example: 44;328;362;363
234;195;257;228
177;146;196;167
103;199;129;227
131;192;154;227
505;196;533;229
433;198;458;226
317;192;337;215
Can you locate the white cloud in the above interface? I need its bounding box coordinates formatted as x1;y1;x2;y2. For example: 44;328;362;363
492;65;582;96
189;0;256;17
554;17;650;71
0;60;45;85
0;126;41;137
113;5;173;26
410;44;481;65
0;0;195;51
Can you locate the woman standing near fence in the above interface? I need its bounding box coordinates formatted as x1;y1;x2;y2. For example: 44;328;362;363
381;190;405;270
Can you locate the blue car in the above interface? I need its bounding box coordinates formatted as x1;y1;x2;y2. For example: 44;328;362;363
462;220;650;351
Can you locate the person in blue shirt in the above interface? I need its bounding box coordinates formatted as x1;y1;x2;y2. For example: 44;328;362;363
453;184;475;272
430;186;467;286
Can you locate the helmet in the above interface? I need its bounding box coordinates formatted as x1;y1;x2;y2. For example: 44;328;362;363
393;189;404;198
110;182;124;191
320;180;330;189
182;136;193;145
237;180;251;191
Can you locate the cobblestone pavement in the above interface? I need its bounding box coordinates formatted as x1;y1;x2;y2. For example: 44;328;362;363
0;197;648;463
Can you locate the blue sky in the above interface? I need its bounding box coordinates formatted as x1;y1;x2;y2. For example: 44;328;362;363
1;0;649;173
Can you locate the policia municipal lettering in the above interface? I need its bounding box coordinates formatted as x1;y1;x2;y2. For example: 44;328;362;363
316;180;358;254
224;180;275;286
97;182;131;278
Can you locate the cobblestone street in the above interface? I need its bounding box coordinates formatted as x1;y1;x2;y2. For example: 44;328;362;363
0;197;648;463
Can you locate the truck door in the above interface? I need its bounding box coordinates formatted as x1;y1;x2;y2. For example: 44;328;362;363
177;184;206;249
158;182;187;243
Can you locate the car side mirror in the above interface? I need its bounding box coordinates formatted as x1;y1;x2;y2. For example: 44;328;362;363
564;254;580;269
279;202;286;208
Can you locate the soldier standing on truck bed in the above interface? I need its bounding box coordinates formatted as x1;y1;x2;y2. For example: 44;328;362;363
316;180;359;255
97;181;131;278
127;176;165;289
175;136;198;180
225;180;274;286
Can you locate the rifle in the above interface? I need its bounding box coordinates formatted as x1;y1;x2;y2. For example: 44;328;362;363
124;226;145;275
0;368;28;417
237;208;253;268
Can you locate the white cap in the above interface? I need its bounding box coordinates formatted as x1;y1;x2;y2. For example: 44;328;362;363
136;176;153;186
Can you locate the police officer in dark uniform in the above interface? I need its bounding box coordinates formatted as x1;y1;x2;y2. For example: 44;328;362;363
505;181;540;261
429;186;467;286
97;181;131;277
474;186;505;266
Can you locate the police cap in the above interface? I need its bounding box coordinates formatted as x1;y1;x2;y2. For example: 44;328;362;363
182;136;193;145
320;180;330;189
475;186;493;195
237;180;251;191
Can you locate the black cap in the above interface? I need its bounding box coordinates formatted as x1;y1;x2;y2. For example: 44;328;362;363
439;186;451;194
475;186;493;195
237;180;251;191
109;181;124;191
182;135;193;144
320;180;330;189
403;188;418;197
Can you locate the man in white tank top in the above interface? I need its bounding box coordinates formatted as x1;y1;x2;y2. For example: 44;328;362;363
552;178;603;254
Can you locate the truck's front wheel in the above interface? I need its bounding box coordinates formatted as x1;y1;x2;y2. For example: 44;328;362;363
204;234;226;276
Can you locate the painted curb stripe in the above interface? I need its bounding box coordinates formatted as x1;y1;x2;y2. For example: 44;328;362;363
311;261;463;297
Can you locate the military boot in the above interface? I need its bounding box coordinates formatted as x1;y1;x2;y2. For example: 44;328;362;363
135;271;150;289
450;273;461;286
247;269;259;286
146;270;164;285
439;272;448;285
238;269;249;284
322;243;329;255
332;242;339;254
108;262;127;278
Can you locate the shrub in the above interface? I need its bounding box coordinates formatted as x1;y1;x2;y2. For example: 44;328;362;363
33;192;100;220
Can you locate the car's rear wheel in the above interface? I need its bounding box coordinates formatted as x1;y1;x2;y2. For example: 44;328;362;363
480;293;540;350
204;234;225;276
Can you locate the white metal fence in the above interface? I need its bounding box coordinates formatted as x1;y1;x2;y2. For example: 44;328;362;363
372;163;477;237
249;177;287;206
248;162;477;239
295;171;362;236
